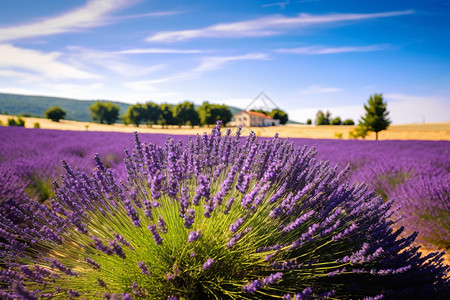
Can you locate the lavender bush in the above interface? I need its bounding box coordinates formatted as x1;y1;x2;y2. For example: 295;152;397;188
0;123;448;299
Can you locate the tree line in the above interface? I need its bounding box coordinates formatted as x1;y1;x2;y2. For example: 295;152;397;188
305;93;391;140
121;101;232;128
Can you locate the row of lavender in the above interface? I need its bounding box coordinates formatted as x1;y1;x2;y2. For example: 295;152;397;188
1;126;448;251
0;124;448;299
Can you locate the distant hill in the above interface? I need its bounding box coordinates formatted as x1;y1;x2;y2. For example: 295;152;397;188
0;93;130;122
0;92;299;123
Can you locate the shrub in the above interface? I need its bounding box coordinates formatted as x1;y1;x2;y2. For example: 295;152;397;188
343;119;355;126
33;122;40;128
0;122;448;299
45;106;66;122
7;117;25;127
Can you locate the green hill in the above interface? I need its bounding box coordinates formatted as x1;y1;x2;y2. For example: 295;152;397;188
0;93;130;122
0;92;299;123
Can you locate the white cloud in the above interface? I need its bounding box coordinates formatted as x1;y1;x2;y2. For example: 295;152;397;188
298;85;342;94
114;48;206;54
0;0;137;42
124;53;269;90
193;53;269;72
66;46;167;77
275;44;389;54
0;44;99;80
146;10;414;42
262;1;290;9
385;93;450;124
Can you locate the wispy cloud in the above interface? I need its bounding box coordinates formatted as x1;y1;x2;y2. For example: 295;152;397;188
110;10;183;21
115;48;206;54
193;53;269;72
0;44;99;80
275;44;390;54
0;0;138;42
299;85;342;94
262;1;290;9
124;53;269;91
66;46;166;77
145;10;414;42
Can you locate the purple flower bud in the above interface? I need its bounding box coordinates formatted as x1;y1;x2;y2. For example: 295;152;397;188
188;229;201;242
202;258;214;270
138;261;151;276
148;224;163;245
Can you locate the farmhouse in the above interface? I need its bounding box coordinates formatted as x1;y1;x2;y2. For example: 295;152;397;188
234;111;280;127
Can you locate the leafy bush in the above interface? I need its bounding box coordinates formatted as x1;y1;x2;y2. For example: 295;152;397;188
7;117;25;127
45;106;66;122
33;122;40;128
343;119;355;125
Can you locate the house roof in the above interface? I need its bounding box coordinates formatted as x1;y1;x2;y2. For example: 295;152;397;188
236;110;273;119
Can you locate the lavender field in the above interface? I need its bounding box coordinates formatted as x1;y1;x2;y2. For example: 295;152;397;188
2;126;447;249
1;125;449;299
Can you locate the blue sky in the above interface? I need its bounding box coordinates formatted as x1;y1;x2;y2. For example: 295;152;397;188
0;0;449;124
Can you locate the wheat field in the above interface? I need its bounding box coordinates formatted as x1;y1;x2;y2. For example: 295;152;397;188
1;114;449;140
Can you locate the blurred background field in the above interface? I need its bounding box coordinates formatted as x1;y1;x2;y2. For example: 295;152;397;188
1;114;449;140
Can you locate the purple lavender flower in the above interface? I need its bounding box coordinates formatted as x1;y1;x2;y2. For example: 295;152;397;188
202;258;214;270
242;279;262;293
138;261;151;276
148;224;163;245
229;217;244;233
188;229;201;242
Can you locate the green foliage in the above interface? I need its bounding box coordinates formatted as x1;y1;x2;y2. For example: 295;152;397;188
7;117;25;127
269;108;288;125
159;103;175;128
360;93;391;140
334;132;343;139
173;101;200;128
315;110;331;125
250;109;270;115
349;121;369;139
145;101;162;127
306;118;312;125
45;106;66;122
123;104;146;127
33;122;40;128
330;117;342;125
343;119;355;125
197;102;232;126
250;108;289;125
89;101;120;124
0;93;129;122
24;175;54;203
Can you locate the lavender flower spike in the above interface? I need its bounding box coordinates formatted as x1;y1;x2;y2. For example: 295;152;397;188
202;258;214;270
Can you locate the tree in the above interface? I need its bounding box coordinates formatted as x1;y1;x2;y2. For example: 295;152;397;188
360;94;391;140
306;118;312;125
349;121;369;139
173;101;199;128
45;106;66;122
159;103;175;128
330;117;342;126
210;104;232;126
197;102;213;126
343;119;355;126
315;110;331;125
123;104;146;127
90;102;120;125
270;109;288;125
197;102;232;126
144;102;161;128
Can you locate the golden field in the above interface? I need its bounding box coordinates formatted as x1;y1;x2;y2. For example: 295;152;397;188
1;114;449;140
